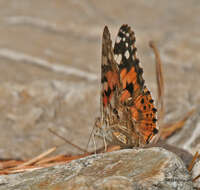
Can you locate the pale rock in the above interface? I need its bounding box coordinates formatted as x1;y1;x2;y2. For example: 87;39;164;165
0;148;193;190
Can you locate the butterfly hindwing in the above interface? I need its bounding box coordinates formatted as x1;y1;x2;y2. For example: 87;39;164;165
113;24;158;144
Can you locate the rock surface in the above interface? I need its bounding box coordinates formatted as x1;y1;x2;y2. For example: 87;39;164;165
0;148;193;190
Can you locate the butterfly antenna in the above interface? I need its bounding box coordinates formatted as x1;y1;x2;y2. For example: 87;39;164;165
85;125;96;151
48;128;88;154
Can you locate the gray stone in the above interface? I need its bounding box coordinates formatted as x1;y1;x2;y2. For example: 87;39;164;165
0;148;193;190
191;159;200;189
145;140;193;168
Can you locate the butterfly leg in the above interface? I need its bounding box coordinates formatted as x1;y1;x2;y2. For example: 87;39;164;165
92;116;110;152
92;132;97;155
85;117;100;152
102;132;108;152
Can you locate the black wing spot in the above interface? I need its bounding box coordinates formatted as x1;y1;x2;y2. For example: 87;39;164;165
145;90;150;95
149;99;154;103
153;128;158;134
152;108;157;113
141;98;144;104
104;87;111;97
152;118;157;123
143;106;146;110
125;82;134;95
101;76;108;83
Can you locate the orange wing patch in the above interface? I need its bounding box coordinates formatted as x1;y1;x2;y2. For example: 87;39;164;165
131;87;158;143
102;70;119;107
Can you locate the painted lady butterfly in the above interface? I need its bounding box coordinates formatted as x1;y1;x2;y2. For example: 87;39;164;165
94;24;158;148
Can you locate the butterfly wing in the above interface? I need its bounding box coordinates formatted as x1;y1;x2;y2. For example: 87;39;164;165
113;25;158;145
94;26;121;144
101;26;119;113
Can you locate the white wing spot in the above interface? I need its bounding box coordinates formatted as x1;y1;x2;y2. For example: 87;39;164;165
125;42;128;47
125;50;130;59
126;33;130;37
122;37;125;42
115;54;122;64
116;36;121;44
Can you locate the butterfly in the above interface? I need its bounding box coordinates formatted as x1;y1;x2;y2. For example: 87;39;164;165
94;24;158;148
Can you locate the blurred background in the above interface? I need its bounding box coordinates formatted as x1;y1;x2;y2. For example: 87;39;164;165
0;0;199;159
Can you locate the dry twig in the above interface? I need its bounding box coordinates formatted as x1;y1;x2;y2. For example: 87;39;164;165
188;151;199;172
160;109;195;139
